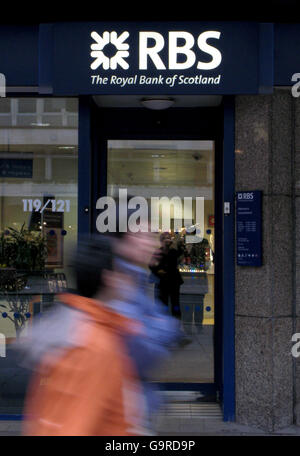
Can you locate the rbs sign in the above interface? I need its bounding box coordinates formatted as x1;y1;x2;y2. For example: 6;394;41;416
90;30;222;71
139;31;222;70
46;22;261;95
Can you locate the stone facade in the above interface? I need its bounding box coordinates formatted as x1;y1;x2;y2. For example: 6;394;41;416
235;89;299;431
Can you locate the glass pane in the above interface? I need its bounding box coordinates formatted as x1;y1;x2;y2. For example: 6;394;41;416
18;99;36;113
107;139;215;384
44;98;66;113
0;97;78;414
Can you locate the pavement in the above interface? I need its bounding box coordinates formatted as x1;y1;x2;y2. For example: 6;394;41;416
154;418;300;436
0;421;22;436
0;402;300;438
1;420;300;437
150;396;300;436
1;326;299;437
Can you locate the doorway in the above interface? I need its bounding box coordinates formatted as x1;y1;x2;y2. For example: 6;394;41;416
89;102;224;401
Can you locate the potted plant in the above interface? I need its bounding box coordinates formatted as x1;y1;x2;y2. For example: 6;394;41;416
0;224;47;338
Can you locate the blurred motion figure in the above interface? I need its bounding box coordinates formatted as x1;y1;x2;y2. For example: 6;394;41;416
19;236;146;436
108;221;180;431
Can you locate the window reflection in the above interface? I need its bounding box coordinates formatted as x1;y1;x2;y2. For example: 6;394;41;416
0;98;78;342
107;140;215;383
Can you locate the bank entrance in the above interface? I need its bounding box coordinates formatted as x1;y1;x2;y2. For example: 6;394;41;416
88;98;225;406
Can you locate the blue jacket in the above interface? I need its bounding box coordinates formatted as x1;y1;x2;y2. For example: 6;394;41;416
108;259;181;413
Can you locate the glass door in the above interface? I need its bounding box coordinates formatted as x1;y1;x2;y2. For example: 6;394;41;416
107;139;215;385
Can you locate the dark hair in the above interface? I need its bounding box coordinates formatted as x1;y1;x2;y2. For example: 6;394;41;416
160;232;171;242
71;234;113;298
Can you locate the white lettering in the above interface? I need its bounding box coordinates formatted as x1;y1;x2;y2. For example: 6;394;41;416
0;73;6;98
95;191;204;242
185;197;204;243
128;196;149;233
169;32;196;70
197;31;222;70
178;74;221;85
110;75;137;86
96;196;116;233
91;75;108;84
165;74;178;87
119;188;128;232
151;196;183;233
139;32;166;70
139;75;164;84
292;73;300;98
0;333;6;358
291;333;300;358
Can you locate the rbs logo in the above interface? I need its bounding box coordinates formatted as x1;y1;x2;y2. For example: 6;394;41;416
90;30;222;71
139;31;222;70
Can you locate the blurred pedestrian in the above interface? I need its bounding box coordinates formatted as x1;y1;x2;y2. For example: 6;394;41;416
149;232;184;318
108;214;180;431
18;235;146;436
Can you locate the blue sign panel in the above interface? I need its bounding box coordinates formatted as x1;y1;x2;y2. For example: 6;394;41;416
0;26;39;87
236;191;262;266
0;159;33;178
39;21;265;95
274;24;300;86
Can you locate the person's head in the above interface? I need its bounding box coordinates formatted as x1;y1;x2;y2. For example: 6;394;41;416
107;196;157;267
160;232;172;248
71;234;124;300
115;230;157;267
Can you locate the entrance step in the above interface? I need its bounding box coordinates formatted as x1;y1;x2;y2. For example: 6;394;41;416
156;390;204;402
155;391;222;419
158;402;222;419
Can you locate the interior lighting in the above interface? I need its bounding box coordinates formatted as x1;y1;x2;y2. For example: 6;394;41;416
31;122;50;127
141;98;175;110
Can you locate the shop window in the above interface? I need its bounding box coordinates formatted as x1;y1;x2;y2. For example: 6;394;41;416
0;98;11;114
0;97;78;343
0;97;78;414
18;99;36;113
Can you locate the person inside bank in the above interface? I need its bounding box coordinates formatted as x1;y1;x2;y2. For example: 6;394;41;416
149;232;184;318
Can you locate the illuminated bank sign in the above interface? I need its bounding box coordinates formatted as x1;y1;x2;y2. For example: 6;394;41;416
90;30;222;89
40;22;265;95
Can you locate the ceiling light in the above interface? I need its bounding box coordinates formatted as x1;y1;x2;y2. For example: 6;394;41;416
141;98;175;110
58;146;75;150
31;122;50;127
